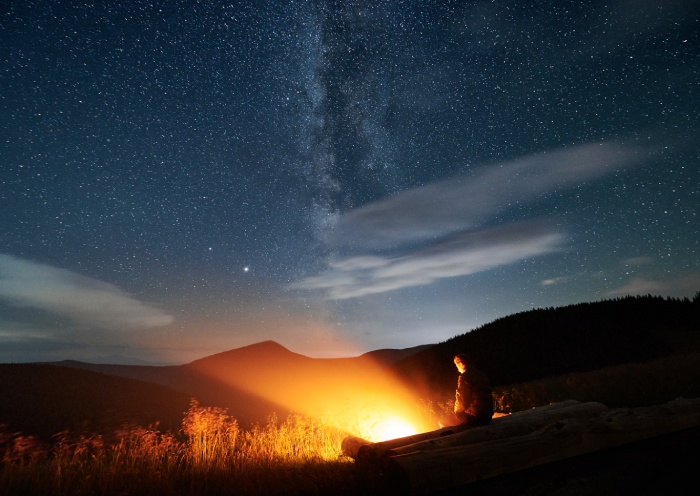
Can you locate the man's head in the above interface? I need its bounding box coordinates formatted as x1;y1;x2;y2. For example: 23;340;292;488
453;354;472;373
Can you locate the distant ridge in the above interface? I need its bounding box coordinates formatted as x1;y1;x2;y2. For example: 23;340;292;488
360;344;434;366
31;340;431;431
188;340;433;368
187;340;311;368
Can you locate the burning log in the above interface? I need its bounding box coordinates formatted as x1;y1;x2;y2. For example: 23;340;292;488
386;397;700;496
387;401;608;457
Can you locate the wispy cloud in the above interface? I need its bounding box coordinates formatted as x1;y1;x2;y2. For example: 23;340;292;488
293;142;645;299
0;319;55;341
541;276;569;286
0;254;173;330
605;274;700;298
294;221;564;299
326;143;642;250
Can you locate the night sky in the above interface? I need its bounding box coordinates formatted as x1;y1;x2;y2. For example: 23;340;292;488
1;0;698;365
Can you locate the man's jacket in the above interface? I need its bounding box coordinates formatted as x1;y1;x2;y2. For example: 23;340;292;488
455;365;493;422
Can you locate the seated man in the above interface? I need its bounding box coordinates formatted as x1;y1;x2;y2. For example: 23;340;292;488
439;353;493;428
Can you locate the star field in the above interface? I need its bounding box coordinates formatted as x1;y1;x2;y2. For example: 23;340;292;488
1;0;698;364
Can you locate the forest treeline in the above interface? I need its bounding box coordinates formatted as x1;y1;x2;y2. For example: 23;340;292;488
392;293;700;401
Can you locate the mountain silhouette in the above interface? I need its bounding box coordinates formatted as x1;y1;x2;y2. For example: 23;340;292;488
184;340;423;428
37;341;429;431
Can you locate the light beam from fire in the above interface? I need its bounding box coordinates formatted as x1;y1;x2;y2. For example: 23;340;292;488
187;343;425;442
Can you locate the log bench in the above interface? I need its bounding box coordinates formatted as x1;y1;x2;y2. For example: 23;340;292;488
342;397;700;495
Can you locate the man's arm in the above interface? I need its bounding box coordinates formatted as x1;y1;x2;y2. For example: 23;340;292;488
455;375;472;412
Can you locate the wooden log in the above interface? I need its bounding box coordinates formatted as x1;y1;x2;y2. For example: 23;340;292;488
353;399;580;462
499;399;580;418
341;435;372;458
388;401;608;456
387;397;700;496
356;424;472;461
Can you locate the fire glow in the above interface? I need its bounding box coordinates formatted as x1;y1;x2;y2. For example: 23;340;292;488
187;342;427;443
359;413;419;442
313;392;424;443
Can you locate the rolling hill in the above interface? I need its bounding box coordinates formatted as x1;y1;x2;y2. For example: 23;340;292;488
0;363;190;442
1;341;432;440
393;294;700;401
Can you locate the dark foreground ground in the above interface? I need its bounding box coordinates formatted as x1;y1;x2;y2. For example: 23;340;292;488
433;425;700;496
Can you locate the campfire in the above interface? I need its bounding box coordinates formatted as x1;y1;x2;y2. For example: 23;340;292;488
356;412;419;443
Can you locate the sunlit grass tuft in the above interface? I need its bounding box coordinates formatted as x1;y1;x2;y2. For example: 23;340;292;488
182;399;239;468
0;401;355;496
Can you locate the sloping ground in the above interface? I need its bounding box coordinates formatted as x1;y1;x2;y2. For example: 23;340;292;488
44;342;323;426
48;353;287;427
0;364;190;441
493;352;700;412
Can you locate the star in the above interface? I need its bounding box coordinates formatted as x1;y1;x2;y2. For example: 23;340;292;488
0;0;696;364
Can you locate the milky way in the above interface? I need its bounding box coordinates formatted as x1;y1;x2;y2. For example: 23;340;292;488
1;0;698;364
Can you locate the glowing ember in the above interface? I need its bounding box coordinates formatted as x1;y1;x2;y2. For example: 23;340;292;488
361;414;419;442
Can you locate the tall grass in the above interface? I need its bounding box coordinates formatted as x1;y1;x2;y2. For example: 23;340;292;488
181;400;239;468
0;401;360;496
